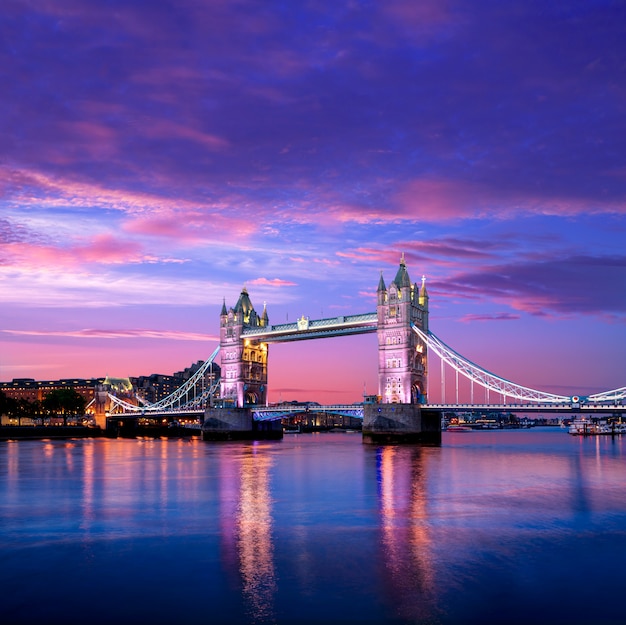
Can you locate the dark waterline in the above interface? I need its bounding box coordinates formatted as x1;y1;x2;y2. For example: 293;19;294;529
1;429;625;625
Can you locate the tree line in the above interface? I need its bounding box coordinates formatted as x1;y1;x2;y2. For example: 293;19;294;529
0;389;87;426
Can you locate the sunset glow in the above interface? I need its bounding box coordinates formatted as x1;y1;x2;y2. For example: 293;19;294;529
1;1;624;403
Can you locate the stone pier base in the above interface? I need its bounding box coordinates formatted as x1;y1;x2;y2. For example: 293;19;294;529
94;412;107;430
362;404;441;445
202;407;283;441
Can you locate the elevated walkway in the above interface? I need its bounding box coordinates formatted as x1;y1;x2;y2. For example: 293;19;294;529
251;404;365;421
242;312;377;343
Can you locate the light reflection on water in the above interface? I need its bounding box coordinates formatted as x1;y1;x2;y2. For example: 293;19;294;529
377;446;437;623
237;444;276;624
1;429;625;624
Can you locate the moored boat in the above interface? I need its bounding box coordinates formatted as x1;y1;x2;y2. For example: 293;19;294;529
569;418;625;435
445;424;474;432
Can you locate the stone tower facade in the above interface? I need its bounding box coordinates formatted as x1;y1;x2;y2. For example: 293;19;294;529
376;255;428;404
219;288;269;407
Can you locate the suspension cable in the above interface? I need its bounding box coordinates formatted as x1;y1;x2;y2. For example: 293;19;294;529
107;346;220;413
412;325;571;403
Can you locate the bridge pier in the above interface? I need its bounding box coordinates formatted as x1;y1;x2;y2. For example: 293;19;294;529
202;407;283;441
362;404;441;445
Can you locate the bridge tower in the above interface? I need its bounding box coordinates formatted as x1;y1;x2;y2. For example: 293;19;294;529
376;254;428;404
219;288;269;407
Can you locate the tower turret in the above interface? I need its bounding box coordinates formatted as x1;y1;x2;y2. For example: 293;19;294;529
377;271;387;306
393;252;411;289
418;275;429;316
234;286;254;323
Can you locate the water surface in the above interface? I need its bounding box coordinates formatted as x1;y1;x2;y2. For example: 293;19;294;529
1;428;625;624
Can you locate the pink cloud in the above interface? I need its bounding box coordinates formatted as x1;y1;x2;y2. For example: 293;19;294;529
459;313;521;322
2;328;218;341
358;290;377;302
378;179;626;223
393;178;490;221
57;120;120;159
297;182;489;227
123;211;258;242
1;238;148;270
337;248;407;266
2;166;199;214
2;166;262;247
439;254;626;318
339;239;507;270
74;234;144;264
248;278;297;287
392;177;626;222
325;202;394;225
137;119;229;151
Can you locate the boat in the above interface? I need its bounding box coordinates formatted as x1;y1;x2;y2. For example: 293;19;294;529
568;418;625;436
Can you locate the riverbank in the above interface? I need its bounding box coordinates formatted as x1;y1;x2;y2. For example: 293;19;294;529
0;424;201;441
0;425;103;441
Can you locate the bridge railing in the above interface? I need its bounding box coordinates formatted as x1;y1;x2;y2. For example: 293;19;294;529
586;387;626;403
251;404;365;421
242;312;377;341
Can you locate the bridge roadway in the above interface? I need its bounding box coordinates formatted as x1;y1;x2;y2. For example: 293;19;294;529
253;402;626;419
242;312;378;342
120;402;626;421
252;404;365;421
427;403;626;415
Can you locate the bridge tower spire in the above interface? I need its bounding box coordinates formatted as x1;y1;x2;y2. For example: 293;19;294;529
376;254;428;404
219;288;268;407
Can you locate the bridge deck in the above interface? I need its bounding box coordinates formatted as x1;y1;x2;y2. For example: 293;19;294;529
108;401;626;420
428;403;626;414
242;312;377;343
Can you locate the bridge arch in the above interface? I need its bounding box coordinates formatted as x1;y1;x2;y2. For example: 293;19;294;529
245;390;261;405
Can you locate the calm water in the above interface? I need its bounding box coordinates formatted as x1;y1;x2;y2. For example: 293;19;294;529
1;428;625;625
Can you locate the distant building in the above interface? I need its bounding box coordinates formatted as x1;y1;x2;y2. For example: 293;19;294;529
131;373;179;405
1;359;221;413
130;360;221;405
0;377;104;405
0;378;39;402
173;360;210;380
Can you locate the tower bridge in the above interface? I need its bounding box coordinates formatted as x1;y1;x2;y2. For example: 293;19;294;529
218;253;428;411
104;255;626;440
205;253;434;442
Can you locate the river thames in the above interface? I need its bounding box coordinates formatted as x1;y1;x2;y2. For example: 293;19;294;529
1;428;625;625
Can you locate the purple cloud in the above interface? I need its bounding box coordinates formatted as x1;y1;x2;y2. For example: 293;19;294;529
439;254;626;317
1;0;624;391
249;277;297;287
2;328;218;341
459;313;521;323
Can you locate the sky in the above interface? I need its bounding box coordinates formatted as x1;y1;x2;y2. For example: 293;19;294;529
1;0;625;404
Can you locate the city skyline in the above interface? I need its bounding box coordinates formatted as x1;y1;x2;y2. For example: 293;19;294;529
1;1;625;403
